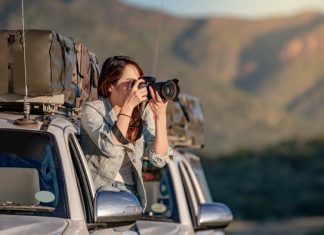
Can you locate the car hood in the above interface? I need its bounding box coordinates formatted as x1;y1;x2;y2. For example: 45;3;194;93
0;214;68;235
136;220;193;235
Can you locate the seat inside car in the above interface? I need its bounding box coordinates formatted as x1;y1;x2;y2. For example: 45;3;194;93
0;167;40;205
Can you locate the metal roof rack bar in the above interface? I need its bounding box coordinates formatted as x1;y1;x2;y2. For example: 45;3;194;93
0;94;65;104
0;94;68;115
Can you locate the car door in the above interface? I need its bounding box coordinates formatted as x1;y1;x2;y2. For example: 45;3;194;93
136;158;193;235
179;157;225;235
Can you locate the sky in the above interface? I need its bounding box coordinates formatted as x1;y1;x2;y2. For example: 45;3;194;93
122;0;324;19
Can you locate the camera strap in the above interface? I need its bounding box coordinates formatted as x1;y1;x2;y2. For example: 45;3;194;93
112;106;144;145
112;122;131;145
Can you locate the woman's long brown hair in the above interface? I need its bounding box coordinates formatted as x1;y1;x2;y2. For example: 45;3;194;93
98;56;144;142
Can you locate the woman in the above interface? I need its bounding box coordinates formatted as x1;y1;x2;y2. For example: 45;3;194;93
80;55;173;209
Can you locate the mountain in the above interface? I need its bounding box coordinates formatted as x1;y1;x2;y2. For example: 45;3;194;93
1;0;324;156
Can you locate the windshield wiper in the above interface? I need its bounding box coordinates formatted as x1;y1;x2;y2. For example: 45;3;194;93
0;201;55;212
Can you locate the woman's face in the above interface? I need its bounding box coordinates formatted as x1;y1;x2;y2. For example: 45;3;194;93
110;64;141;106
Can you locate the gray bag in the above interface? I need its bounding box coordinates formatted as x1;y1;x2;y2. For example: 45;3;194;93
0;29;77;106
167;94;205;148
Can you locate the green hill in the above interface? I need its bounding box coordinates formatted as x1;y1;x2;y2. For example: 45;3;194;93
202;136;324;220
1;0;324;156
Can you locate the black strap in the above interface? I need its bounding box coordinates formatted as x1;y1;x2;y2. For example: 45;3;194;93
89;62;95;93
89;55;99;89
7;34;15;94
112;122;130;145
77;44;85;80
56;33;67;92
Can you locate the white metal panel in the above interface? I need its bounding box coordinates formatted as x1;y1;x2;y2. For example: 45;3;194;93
47;124;85;220
70;133;96;198
169;150;194;227
179;161;199;216
180;156;206;204
136;220;193;235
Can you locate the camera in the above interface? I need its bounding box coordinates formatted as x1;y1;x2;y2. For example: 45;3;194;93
135;76;180;102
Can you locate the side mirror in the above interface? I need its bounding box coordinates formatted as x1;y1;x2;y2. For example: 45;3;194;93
197;203;233;229
94;186;143;225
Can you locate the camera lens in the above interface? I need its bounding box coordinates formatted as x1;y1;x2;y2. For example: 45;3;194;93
140;76;180;102
160;79;180;102
162;83;175;98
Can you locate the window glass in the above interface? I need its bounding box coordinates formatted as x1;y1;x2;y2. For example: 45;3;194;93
141;160;179;222
0;129;68;218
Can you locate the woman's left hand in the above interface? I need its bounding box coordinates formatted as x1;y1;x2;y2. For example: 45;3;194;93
148;86;168;121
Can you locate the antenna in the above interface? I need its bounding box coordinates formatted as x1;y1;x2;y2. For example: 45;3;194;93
152;0;164;76
14;0;37;127
21;0;28;98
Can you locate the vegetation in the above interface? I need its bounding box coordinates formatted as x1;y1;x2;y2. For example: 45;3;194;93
202;136;324;220
308;228;324;235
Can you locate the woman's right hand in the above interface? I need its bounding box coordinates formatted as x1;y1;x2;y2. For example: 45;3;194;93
124;79;148;109
115;79;147;144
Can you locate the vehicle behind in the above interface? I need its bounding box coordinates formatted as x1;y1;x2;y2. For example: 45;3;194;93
136;94;233;235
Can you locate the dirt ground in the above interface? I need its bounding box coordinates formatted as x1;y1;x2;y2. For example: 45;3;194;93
225;217;324;235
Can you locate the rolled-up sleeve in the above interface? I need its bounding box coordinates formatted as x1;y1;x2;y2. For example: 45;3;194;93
143;108;174;168
81;104;134;159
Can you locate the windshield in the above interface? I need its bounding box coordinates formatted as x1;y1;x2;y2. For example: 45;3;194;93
0;129;68;218
141;160;179;222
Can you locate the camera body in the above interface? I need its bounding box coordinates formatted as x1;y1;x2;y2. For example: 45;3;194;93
135;76;180;102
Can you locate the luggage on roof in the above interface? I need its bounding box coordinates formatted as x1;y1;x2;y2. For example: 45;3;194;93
167;94;205;148
72;42;99;108
0;30;76;105
0;29;100;113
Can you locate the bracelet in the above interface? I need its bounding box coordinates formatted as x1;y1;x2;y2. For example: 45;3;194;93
118;113;132;119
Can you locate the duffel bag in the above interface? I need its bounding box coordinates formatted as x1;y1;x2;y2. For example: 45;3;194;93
72;43;100;108
0;29;77;106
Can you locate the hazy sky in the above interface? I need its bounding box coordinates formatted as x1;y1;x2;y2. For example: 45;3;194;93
122;0;324;19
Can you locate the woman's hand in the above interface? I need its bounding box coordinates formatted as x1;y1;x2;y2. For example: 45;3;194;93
124;79;148;110
148;86;168;122
149;86;169;156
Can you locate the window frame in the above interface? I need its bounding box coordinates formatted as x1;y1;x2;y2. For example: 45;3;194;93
179;160;200;229
67;133;94;224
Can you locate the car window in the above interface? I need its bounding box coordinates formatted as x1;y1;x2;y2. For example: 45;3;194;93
0;129;68;218
141;160;179;222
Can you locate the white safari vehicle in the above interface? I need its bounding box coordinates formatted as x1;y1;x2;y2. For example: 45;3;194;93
136;94;233;235
0;97;142;235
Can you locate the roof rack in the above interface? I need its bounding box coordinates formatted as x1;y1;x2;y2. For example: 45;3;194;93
0;94;71;116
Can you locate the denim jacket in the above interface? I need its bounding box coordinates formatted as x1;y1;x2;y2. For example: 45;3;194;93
80;98;173;208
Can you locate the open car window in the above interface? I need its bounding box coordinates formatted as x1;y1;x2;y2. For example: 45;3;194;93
141;160;179;223
0;129;68;218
